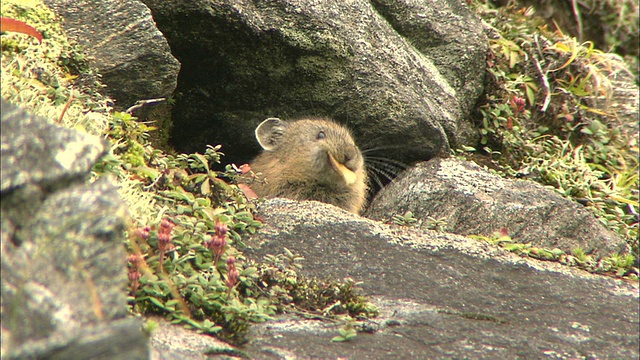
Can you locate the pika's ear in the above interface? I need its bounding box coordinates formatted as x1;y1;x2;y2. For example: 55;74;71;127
255;118;288;150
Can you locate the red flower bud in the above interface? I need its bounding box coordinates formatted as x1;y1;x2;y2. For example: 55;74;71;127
510;96;526;115
215;219;228;237
127;254;142;267
226;256;236;266
159;219;174;234
134;226;151;240
225;260;239;290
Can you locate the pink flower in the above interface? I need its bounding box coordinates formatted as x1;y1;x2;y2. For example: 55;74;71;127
225;256;239;298
157;219;175;270
134;226;151;240
205;233;227;265
215;219;228;237
510;96;526;115
127;253;143;295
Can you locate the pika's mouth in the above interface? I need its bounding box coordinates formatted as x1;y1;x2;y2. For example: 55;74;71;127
328;153;358;185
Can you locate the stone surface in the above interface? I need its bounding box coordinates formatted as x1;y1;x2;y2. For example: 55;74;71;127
149;316;240;360
0;100;148;359
370;0;487;144
0;99;107;192
2;318;148;360
43;0;180;109
365;157;630;258
141;0;486;165
239;198;638;359
145;197;637;359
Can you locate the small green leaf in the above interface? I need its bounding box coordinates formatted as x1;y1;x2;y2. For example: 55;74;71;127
160;188;195;203
525;84;535;106
132;166;160;180
241;267;258;276
176;205;192;214
148;297;165;309
503;243;524;251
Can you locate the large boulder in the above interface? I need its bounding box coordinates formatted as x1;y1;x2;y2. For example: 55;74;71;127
365;157;630;258
242;199;638;358
369;0;487;118
0;100;148;359
150;198;639;358
141;0;487;165
43;0;181;109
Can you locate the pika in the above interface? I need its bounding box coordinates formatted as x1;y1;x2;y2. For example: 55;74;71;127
246;117;368;214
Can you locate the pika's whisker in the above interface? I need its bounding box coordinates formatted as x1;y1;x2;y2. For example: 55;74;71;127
365;156;408;170
366;162;401;182
361;144;409;154
367;169;387;191
364;156;408;194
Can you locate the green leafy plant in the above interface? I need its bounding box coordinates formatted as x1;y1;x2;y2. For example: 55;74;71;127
424;216;448;232
469;1;638;261
253;250;378;319
114;138;274;341
470;230;638;280
392;210;418;226
332;316;358;342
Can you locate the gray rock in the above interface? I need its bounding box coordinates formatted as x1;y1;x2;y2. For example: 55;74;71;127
149;316;240;360
141;0;486;165
598;59;639;137
145;197;637;358
365;157;630;257
0;100;107;192
1;100;148;359
43;0;181;109
3;318;148;360
369;0;487;145
239;198;638;359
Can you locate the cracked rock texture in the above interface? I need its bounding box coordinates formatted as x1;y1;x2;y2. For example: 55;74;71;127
43;0;180;109
240;199;638;359
1;100;148;359
141;0;486;165
366;157;631;258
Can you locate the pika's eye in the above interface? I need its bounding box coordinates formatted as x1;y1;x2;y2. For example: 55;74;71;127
316;131;326;140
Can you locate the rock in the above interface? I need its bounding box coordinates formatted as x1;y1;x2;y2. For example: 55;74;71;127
43;0;181;109
238;198;638;359
0;100;106;192
149;316;241;360
370;0;487;138
3;318;149;360
144;197;637;358
598;57;639;137
141;0;486;165
0;100;148;359
365;157;630;258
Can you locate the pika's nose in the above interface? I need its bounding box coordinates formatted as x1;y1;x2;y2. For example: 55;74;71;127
342;145;360;170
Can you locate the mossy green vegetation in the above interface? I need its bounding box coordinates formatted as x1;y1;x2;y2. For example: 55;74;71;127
1;0;377;343
466;1;638;279
471;231;638;280
1;0;109;136
507;0;639;82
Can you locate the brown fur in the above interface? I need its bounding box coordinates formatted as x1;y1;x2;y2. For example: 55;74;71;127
246;118;368;214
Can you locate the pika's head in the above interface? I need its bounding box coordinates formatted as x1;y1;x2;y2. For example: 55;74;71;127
254;118;365;188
